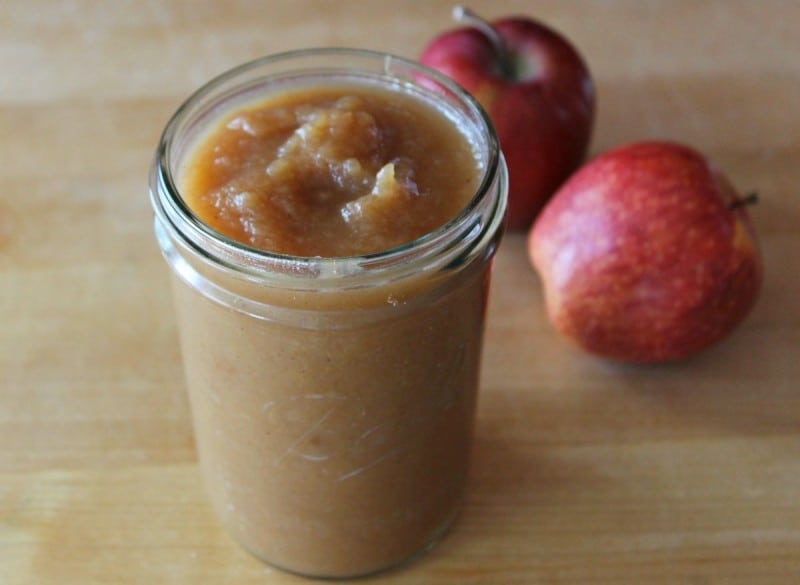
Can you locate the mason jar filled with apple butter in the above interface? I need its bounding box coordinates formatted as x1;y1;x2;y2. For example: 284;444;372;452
149;48;507;578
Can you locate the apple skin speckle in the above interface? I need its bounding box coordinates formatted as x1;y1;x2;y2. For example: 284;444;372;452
528;141;762;363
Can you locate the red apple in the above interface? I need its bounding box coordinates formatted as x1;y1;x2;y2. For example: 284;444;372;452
420;6;595;230
528;141;762;363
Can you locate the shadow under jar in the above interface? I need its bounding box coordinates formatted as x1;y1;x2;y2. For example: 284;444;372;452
149;48;507;579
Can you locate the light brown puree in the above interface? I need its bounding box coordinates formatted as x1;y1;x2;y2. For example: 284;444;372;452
181;84;480;256
173;82;488;576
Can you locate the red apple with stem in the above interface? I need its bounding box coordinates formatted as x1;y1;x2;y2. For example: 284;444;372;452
528;141;762;363
421;6;595;229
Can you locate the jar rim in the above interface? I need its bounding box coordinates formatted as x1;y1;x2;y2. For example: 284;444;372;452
150;47;506;288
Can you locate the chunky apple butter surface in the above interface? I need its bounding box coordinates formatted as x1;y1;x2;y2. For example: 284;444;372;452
180;85;480;256
169;79;492;577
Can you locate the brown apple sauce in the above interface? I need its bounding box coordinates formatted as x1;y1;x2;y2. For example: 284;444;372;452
150;50;506;579
181;86;480;257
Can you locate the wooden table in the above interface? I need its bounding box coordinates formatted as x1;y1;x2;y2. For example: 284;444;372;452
2;1;799;583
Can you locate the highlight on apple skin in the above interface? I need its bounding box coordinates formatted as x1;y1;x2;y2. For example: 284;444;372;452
420;6;595;230
528;141;763;363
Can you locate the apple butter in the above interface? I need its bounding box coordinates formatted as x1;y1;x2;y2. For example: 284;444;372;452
150;49;507;578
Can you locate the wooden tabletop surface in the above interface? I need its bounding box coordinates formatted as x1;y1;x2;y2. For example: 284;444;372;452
2;1;799;583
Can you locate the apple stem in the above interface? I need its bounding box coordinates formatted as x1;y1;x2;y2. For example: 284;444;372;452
452;5;514;77
729;192;759;210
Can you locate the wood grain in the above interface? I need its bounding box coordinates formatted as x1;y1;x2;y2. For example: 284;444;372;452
2;1;799;583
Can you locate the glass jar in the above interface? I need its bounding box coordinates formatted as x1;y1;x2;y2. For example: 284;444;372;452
149;48;507;578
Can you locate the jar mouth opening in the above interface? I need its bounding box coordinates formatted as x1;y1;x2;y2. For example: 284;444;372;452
151;48;505;282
